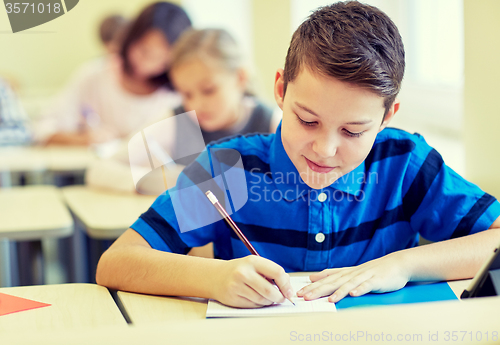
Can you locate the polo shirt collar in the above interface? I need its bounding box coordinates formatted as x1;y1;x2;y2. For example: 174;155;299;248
328;161;365;196
270;122;364;201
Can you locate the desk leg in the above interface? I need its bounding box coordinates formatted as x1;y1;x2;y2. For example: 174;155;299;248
0;173;12;286
17;241;44;286
0;171;12;187
60;215;90;283
0;239;13;287
24;171;45;185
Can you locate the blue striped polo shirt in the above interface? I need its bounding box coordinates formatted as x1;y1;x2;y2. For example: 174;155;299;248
131;124;500;272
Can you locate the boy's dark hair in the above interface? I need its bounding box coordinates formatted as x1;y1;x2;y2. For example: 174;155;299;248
119;2;192;89
283;1;405;115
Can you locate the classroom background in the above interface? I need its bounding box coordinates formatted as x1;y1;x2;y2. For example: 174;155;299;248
0;0;499;283
1;1;500;342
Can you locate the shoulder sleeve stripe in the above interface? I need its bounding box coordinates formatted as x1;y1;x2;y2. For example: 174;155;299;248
242;154;271;175
139;207;191;254
365;139;416;171
181;159;227;209
182;160;214;185
402;148;444;221
182;152;271;209
451;193;497;238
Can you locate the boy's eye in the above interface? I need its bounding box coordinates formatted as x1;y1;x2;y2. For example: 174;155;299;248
343;129;364;138
296;114;316;127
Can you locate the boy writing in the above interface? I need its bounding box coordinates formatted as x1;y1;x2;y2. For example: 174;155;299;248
96;1;500;308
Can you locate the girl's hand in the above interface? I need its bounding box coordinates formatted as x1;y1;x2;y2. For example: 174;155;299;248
211;255;294;308
297;252;410;303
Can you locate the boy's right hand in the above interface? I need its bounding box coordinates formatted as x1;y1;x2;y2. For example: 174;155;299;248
211;255;293;308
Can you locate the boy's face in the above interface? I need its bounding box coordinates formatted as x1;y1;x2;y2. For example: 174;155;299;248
274;67;399;190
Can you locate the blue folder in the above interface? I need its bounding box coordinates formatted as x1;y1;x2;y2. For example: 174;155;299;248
335;281;458;310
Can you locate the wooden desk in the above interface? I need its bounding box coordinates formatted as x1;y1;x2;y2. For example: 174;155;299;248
447;279;470;298
2;292;499;344
0;186;73;287
61;186;155;240
0;146;95;174
0;145;95;186
41;146;96;173
0;185;73;241
0;284;127;333
0;147;46;186
117;293;208;325
117;272;472;326
60;186;154;284
0;147;46;173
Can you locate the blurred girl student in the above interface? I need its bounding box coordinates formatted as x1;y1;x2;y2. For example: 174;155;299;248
34;2;192;146
99;14;128;55
86;28;280;194
168;28;281;166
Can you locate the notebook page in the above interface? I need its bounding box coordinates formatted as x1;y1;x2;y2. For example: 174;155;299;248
206;276;337;318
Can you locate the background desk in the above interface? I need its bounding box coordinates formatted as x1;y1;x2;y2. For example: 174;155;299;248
41;146;96;173
0;146;45;186
61;186;155;283
0;145;96;186
0;283;127;333
0;186;73;287
61;185;155;240
117;272;471;326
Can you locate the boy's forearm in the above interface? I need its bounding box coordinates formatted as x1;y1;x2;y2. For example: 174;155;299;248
400;228;500;281
96;245;224;299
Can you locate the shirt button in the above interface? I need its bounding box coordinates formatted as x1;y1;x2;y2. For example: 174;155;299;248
315;233;325;243
318;192;327;202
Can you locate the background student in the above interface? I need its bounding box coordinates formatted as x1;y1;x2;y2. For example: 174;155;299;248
86;28;280;195
99;14;129;55
34;2;192;146
168;28;281;166
0;77;31;146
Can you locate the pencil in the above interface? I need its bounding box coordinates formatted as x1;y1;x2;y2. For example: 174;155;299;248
205;190;295;306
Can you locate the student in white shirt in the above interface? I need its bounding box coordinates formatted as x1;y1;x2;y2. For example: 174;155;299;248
34;2;192;146
0;78;31;146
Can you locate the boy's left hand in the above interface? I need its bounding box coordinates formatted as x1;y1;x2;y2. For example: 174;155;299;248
296;252;410;303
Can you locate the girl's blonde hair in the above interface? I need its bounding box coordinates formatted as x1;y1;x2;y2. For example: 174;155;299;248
170;28;257;96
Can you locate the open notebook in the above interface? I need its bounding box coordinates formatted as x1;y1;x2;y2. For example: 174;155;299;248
206;276;336;318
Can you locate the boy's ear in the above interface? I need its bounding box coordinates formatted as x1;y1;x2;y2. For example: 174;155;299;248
379;99;400;132
274;68;285;110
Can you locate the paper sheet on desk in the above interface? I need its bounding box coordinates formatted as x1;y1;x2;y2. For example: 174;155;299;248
206;276;336;318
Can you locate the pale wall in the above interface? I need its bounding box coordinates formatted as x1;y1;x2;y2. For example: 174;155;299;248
464;0;500;198
251;0;290;103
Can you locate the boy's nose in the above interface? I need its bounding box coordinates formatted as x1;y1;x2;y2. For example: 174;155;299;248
312;134;338;158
